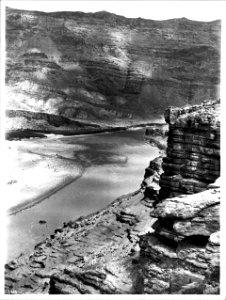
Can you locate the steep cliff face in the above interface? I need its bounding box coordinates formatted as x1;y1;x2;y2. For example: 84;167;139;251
6;7;221;128
159;100;220;198
139;101;220;294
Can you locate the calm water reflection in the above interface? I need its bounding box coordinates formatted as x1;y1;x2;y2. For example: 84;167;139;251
7;129;159;261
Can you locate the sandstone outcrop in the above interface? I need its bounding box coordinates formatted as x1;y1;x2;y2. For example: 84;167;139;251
6;7;220;130
138;101;220;294
159;100;220;198
139;183;220;294
141;156;164;202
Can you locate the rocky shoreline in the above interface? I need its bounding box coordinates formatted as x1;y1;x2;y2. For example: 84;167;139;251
6;109;165;140
5;101;221;294
5;189;148;294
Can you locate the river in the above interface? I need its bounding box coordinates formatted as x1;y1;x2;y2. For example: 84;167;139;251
7;128;159;261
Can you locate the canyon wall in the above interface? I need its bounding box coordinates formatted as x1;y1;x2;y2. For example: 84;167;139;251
6;7;221;128
159;100;220;198
139;101;220;294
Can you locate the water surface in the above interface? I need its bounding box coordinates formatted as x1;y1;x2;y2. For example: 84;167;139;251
7;128;159;261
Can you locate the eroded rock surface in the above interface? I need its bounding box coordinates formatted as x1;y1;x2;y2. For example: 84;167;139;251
159;100;220;198
5;191;157;294
138;101;220;294
141;156;164;202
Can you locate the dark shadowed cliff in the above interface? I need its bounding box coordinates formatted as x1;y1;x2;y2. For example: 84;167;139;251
6;7;221;130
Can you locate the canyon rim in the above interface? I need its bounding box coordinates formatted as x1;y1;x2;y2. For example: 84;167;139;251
1;1;225;298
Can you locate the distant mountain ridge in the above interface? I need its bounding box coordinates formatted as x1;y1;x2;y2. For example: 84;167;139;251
5;6;221;128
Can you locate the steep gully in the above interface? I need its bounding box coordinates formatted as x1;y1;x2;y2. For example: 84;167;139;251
5;100;220;294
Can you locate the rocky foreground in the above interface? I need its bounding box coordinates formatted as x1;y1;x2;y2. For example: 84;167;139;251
6;7;220;132
5;101;220;294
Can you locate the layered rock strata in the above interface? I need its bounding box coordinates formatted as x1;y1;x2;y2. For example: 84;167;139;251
159;100;220;198
6;7;220;129
5;108;165;139
5;109;101;138
139;183;220;294
139;101;220;294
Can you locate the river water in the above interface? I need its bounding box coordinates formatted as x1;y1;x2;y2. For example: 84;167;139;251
7;128;159;261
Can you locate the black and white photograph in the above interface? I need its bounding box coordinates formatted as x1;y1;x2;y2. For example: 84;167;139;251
0;0;225;297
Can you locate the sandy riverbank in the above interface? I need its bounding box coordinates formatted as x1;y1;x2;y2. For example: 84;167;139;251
4;136;84;215
4;122;166;215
